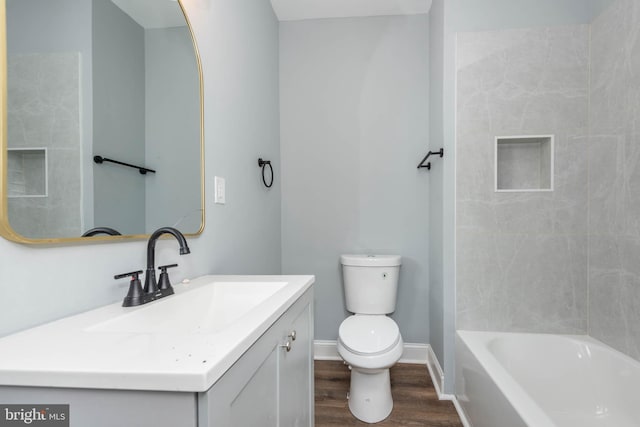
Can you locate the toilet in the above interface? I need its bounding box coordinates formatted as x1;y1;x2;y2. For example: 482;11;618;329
337;254;403;424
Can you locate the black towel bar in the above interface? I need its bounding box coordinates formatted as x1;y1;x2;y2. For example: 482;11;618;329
417;148;444;170
94;156;156;175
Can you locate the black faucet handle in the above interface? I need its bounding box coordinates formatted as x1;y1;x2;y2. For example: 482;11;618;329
114;270;143;280
157;264;178;296
115;270;145;307
158;264;178;272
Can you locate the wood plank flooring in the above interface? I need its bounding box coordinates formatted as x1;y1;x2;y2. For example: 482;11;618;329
315;361;463;427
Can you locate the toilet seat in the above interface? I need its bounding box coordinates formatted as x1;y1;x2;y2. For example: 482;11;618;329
338;315;400;356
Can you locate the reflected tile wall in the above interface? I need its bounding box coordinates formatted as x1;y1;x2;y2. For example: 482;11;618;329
7;53;82;238
589;0;640;360
456;26;590;333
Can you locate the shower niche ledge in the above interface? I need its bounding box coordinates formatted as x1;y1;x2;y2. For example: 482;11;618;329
495;135;554;192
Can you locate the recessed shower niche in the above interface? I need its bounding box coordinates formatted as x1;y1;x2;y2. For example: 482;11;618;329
7;148;47;198
495;135;554;192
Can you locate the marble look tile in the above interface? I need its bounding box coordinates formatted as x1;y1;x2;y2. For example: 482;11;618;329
589;235;640;360
456;24;590;334
7;53;80;149
456;131;494;201
456;0;640;364
6;53;82;239
588;133;640;239
8;148;83;239
586;0;640;364
458;133;588;235
590;0;640;135
457;231;587;334
622;134;640;236
8;198;47;238
457;25;589;135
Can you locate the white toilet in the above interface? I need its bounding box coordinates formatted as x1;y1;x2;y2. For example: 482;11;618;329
337;254;403;424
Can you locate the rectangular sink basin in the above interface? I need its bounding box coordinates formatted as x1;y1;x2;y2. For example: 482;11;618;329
0;275;314;392
87;281;288;334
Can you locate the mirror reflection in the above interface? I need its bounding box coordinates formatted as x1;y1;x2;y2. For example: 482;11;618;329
4;0;203;240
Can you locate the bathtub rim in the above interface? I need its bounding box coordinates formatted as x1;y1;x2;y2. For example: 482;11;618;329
457;330;614;427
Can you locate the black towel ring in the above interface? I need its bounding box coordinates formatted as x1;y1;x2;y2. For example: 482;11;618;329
258;158;274;188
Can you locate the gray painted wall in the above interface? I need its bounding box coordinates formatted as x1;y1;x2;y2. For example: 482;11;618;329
0;0;281;337
428;0;445;373
92;0;146;235
144;26;201;233
280;15;430;343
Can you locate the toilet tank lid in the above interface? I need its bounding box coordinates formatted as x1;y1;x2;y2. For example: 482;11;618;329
340;254;401;267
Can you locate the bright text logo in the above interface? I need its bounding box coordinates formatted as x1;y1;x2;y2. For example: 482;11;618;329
0;405;68;427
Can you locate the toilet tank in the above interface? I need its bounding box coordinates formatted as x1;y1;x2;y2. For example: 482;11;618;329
341;254;402;314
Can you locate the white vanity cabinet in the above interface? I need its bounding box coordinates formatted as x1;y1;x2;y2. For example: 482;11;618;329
198;287;314;427
0;281;314;427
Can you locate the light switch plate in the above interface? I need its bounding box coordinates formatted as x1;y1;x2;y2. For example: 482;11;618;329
214;176;226;204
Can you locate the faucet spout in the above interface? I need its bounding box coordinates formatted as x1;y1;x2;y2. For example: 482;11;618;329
144;227;190;295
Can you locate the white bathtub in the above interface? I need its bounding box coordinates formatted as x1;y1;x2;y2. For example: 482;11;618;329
455;331;640;427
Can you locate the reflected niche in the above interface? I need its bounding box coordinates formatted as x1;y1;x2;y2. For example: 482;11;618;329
3;0;203;241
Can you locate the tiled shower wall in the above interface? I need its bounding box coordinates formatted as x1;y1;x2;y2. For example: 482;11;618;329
588;0;640;359
457;0;640;361
7;53;82;238
456;25;590;334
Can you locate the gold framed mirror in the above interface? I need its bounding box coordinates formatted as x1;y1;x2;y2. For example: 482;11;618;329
0;0;204;244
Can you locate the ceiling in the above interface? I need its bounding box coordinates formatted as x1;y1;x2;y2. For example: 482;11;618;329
109;0;432;29
270;0;433;21
110;0;186;29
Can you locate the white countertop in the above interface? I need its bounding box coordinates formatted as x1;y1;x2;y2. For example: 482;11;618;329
0;275;314;393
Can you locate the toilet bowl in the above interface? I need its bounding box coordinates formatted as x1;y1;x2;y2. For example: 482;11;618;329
337;315;403;423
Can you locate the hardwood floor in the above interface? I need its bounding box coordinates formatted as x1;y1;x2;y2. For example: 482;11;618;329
315;361;463;427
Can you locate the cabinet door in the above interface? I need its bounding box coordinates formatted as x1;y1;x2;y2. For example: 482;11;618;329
278;302;313;427
198;288;314;427
200;339;279;427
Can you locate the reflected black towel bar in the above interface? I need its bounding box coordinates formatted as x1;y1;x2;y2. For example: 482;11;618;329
94;156;156;175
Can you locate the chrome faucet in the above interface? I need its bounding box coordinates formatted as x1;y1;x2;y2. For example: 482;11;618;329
144;227;191;299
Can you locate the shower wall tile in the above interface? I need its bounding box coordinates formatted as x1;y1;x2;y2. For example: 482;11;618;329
590;0;640;135
456;25;590;333
589;235;640;360
456;0;640;362
7;53;82;238
588;134;640;237
457;232;587;334
457;25;589;136
458;133;589;236
588;0;640;362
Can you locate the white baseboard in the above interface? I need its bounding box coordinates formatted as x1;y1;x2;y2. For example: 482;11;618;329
424;346;471;427
426;345;445;397
451;397;472;427
400;343;430;364
313;340;429;364
313;340;340;361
